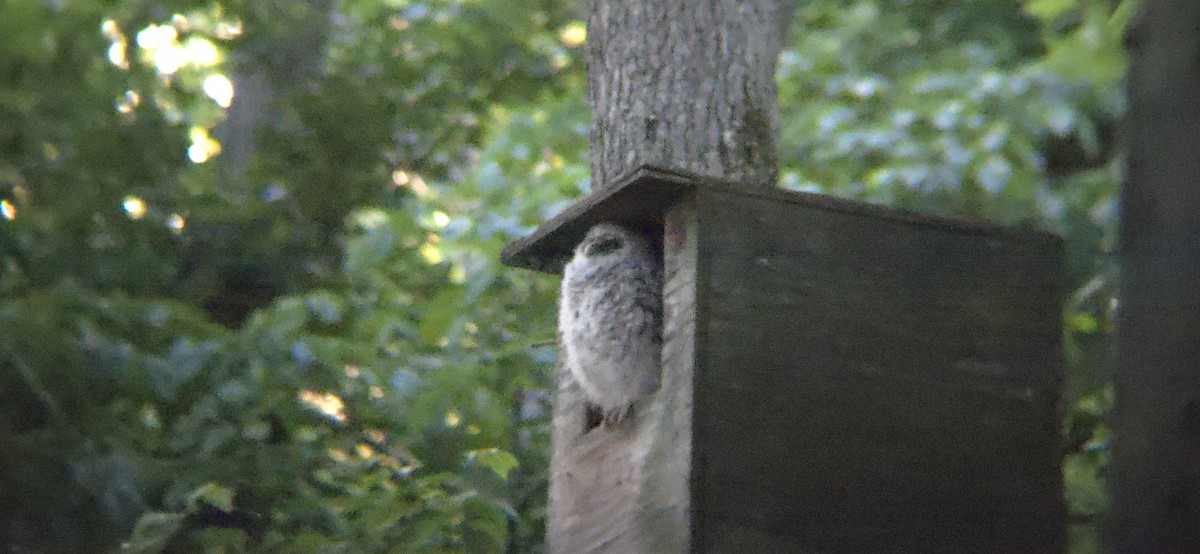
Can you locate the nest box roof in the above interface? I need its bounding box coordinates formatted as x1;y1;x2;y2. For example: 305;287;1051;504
500;165;1061;275
499;166;694;274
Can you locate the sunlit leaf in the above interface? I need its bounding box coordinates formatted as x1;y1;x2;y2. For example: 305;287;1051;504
466;448;519;479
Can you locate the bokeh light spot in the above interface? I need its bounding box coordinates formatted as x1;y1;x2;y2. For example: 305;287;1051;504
299;390;347;423
187;127;221;163
167;213;185;233
122;196;147;219
559;22;586;47
203;74;234;108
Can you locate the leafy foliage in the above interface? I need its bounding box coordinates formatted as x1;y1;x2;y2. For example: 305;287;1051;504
0;0;1125;552
1;0;581;551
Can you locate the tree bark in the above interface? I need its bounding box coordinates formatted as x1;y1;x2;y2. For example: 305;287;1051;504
1109;0;1200;551
214;0;331;184
586;0;794;190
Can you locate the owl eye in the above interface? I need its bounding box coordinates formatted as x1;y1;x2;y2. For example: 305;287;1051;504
585;237;623;256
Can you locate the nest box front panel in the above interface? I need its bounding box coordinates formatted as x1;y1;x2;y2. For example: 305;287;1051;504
690;187;1064;552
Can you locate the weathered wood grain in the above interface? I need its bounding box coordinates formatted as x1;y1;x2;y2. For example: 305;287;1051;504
690;188;1064;552
546;198;697;553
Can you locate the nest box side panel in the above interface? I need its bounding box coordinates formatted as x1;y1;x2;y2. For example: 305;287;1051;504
545;197;698;554
690;188;1064;552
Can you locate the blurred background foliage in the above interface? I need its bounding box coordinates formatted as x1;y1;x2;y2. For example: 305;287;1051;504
0;0;1125;551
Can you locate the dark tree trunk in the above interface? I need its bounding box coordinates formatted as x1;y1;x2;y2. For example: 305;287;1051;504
585;1;794;190
214;0;331;184
1109;0;1200;551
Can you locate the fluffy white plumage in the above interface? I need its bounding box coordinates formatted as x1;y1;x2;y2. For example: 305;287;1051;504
559;223;663;424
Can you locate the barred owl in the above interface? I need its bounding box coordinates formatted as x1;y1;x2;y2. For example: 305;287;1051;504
559;223;663;425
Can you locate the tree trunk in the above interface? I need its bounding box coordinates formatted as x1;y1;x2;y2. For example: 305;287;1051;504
1109;0;1200;551
214;0;331;184
586;0;793;190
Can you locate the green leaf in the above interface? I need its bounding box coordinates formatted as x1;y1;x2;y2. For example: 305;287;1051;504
1022;0;1076;23
124;512;186;554
186;482;235;513
1068;313;1099;333
305;291;344;325
464;263;497;302
418;286;466;346
1063;452;1108;517
148;339;217;401
344;214;398;279
466;448;518;479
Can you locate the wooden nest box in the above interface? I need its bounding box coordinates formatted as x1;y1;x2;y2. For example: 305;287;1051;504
501;166;1064;553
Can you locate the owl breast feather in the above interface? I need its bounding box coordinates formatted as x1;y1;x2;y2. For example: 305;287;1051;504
560;258;662;413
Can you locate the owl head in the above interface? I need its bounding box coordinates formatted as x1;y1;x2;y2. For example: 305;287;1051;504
575;223;644;261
